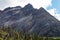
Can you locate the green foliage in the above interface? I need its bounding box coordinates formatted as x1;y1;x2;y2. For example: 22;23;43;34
0;27;60;40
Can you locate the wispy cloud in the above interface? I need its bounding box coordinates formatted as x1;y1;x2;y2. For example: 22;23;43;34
48;8;60;20
0;0;52;9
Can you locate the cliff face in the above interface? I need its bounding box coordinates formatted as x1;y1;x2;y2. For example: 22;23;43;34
0;4;60;37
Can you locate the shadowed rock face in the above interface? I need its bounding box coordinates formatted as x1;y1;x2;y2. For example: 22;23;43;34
0;4;60;37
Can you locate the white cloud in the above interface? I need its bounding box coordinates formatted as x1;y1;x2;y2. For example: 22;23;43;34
48;8;60;21
48;8;56;16
0;0;52;10
10;0;52;9
55;14;60;21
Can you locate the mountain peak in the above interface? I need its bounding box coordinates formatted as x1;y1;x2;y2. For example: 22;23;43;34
39;7;45;10
3;7;12;11
23;3;33;10
38;7;48;13
25;3;33;7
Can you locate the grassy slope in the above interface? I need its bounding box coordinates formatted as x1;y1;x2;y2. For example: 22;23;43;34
0;27;60;40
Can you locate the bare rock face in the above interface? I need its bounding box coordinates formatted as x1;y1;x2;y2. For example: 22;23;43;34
0;4;60;37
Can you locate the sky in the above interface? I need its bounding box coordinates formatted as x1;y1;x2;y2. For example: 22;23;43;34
0;0;60;21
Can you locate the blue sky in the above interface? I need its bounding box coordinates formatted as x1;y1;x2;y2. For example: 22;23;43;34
52;0;60;11
0;0;60;20
47;0;60;13
47;0;60;20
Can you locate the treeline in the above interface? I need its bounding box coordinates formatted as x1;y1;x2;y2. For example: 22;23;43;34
0;27;60;40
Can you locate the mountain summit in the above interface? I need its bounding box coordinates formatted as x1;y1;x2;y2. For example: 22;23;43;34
24;3;33;8
0;4;60;37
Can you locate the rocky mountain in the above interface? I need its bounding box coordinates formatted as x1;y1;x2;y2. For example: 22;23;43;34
0;4;60;37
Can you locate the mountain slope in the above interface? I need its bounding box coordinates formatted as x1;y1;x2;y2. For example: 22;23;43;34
0;4;60;37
